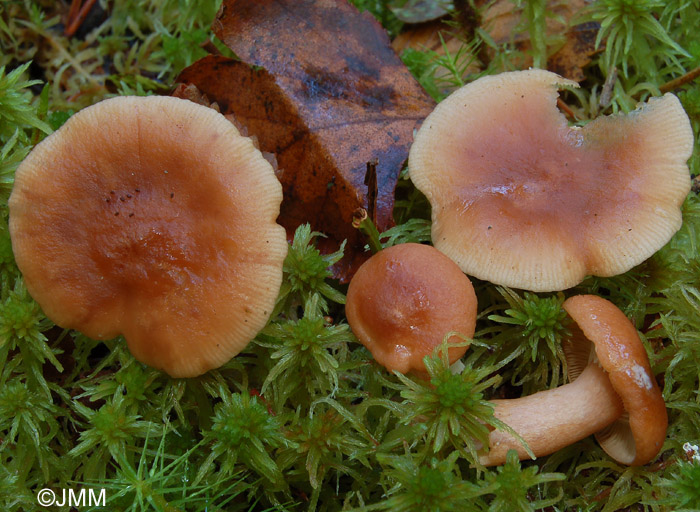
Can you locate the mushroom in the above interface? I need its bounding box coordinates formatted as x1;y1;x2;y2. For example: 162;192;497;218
408;69;694;292
345;243;478;374
9;95;288;378
481;295;667;466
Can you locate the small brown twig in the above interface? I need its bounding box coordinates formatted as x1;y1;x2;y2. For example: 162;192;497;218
65;0;81;26
556;98;578;122
364;158;378;224
200;39;223;56
64;0;98;38
659;65;700;93
591;486;612;503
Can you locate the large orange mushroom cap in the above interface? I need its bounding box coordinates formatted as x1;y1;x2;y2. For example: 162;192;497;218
9;95;288;378
409;69;694;292
345;243;477;373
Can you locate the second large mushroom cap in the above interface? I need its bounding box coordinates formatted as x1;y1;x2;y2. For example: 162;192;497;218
409;69;694;292
9;95;288;378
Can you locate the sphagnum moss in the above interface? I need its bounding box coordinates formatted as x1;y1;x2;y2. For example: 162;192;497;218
1;1;699;511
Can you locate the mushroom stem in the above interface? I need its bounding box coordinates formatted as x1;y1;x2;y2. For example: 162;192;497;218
480;363;624;466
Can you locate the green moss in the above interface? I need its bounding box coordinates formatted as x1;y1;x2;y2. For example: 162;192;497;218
365;452;483;511
197;388;289;485
0;1;699;510
0;63;52;141
486;287;570;390
396;346;532;465
258;297;353;409
662;457;700;510
481;450;565;511
276;224;346;316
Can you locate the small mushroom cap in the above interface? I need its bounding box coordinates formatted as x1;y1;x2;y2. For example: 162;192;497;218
563;294;667;466
9;95;287;378
409;69;693;291
345;243;477;373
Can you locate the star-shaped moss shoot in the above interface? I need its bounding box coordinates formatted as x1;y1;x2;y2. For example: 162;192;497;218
396;347;530;465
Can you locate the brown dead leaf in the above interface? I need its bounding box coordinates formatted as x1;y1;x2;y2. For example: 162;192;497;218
391;0;452;24
176;0;435;281
482;0;586;58
547;21;601;83
391;0;486;59
392;19;463;56
393;0;597;84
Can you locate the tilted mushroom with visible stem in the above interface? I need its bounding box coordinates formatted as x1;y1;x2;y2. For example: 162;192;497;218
345;243;478;374
482;295;667;466
9;95;288;378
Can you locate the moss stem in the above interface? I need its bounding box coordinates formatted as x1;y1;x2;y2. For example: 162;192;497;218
352;208;383;254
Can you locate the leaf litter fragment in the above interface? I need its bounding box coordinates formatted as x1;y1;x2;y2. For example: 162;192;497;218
394;0;598;85
175;0;435;281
